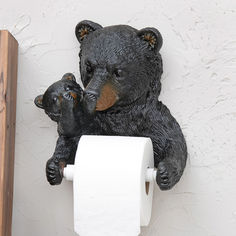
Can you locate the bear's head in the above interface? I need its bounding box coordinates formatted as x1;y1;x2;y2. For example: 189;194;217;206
75;20;163;114
34;73;83;122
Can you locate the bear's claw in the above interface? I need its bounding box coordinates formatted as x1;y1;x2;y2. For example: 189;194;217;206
46;157;63;185
156;161;178;190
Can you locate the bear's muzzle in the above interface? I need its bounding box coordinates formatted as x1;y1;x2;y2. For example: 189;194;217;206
83;82;118;114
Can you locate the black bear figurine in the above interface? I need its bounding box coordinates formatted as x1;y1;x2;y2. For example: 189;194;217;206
35;20;187;190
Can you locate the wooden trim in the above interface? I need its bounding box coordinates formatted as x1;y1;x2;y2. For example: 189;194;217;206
0;30;18;236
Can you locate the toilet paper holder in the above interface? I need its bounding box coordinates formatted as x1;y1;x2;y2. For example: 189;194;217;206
64;165;157;182
64;166;157;194
34;20;187;191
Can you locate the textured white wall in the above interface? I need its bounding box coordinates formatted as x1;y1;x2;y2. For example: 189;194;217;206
1;0;236;235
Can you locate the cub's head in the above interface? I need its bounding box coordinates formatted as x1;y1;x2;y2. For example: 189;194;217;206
75;20;163;114
34;73;83;121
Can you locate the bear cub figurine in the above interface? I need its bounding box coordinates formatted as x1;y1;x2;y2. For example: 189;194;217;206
34;73;99;184
34;73;84;137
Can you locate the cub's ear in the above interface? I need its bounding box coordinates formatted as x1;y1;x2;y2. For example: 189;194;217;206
75;20;103;43
62;73;76;82
34;95;44;109
137;27;163;52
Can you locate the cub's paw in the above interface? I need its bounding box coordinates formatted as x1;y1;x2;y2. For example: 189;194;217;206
156;161;178;190
46;158;65;185
61;92;76;110
63;92;75;101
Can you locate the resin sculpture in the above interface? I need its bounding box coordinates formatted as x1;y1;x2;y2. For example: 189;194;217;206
35;20;187;190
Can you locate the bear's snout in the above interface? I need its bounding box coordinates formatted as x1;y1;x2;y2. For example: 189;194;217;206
95;83;118;111
83;82;118;114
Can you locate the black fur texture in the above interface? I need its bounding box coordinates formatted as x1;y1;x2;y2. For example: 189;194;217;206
35;21;187;190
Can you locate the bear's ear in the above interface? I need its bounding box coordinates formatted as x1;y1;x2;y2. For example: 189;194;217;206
62;73;76;82
34;95;44;109
137;27;163;52
75;20;103;43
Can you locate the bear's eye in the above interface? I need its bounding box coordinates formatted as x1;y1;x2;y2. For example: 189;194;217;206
86;64;93;74
53;97;58;103
113;69;123;78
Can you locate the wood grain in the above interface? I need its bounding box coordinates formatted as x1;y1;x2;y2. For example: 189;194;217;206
0;30;18;236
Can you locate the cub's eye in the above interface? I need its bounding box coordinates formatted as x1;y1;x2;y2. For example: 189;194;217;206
113;69;123;78
53;97;58;103
65;85;72;91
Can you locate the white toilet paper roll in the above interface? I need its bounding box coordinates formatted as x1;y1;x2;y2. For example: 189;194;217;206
67;135;154;236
